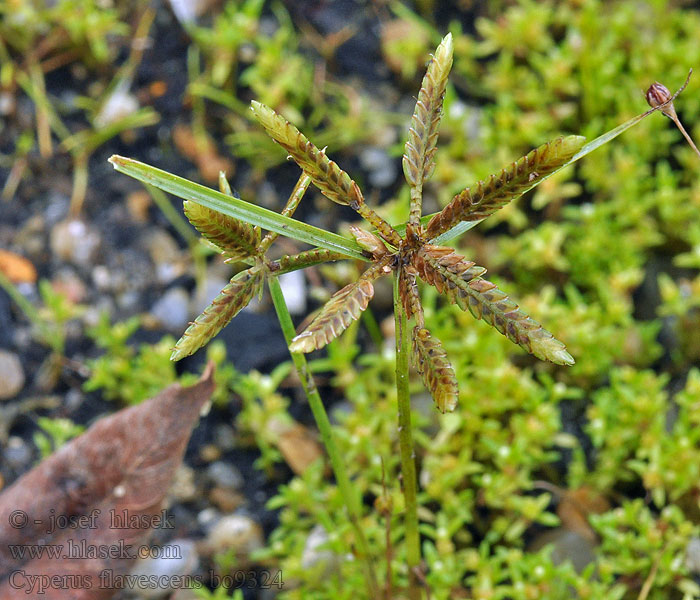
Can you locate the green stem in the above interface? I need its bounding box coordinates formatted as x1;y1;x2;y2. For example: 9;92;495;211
258;174;311;254
267;275;380;598
393;270;421;599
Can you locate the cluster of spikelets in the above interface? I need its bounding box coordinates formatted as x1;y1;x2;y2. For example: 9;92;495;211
171;33;583;412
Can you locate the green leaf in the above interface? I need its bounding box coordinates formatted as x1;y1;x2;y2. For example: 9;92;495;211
108;155;367;261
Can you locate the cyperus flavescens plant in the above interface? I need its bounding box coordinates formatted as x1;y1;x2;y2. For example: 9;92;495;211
109;32;691;598
250;34;579;413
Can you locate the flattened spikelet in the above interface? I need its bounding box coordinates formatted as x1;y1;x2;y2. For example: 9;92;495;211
398;265;423;324
290;257;392;353
425;135;586;239
411;244;487;295
171;267;263;361
350;225;388;259
184;200;260;260
459;278;574;365
412;327;458;412
404;33;453;224
250;101;363;208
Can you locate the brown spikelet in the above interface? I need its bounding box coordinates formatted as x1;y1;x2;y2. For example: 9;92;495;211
289;256;392;353
404;33;453;225
273;248;347;273
250;101;363;208
460;278;574;365
398;265;424;325
171;267;264;361
412;327;458;413
350;225;388;259
411;244;487;295
184;200;260;260
250;101;403;247
425;135;586;240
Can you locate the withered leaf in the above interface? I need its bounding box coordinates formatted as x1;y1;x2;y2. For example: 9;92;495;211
557;486;610;543
412;327;458;413
404;33;453;224
425;135;586;240
290;256;392;353
267;417;323;476
171;266;264;361
184;199;260;261
0;365;215;599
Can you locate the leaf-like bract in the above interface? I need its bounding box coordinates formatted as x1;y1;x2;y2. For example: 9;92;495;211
404;33;453;225
290;256;392;353
425;135;586;240
412;327;458;413
171;267;264;361
184;200;260;260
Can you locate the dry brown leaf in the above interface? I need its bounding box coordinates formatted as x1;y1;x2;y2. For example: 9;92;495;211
0;364;215;599
0;250;37;284
268;417;323;475
172;124;234;183
557;486;610;543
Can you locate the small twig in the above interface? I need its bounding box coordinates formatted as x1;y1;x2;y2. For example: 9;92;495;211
636;542;667;600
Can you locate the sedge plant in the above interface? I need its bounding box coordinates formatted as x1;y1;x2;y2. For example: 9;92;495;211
109;33;693;598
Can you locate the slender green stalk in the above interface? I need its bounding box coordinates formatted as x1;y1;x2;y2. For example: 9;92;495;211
394;269;421;599
267;275;380;598
258;174;311;254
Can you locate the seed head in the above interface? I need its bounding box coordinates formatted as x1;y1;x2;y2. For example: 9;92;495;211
646;82;672;108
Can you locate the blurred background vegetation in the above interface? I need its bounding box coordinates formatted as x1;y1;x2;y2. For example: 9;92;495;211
2;0;700;598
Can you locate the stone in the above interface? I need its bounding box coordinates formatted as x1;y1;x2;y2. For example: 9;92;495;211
129;538;199;598
0;350;25;400
149;287;190;331
50;219;101;267
205;514;263;558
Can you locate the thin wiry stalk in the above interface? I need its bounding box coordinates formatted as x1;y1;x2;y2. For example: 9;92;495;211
394;269;421;600
258;173;311;254
267;275;380;598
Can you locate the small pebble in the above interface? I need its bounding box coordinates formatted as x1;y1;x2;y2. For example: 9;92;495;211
686;537;700;574
169;465;197;503
149;287;190;331
4;436;32;469
279;269;306;315
50;219;101;267
301;524;342;575
205;514;263;557
0;350;25;400
206;461;243;490
208;487;244;513
129;538;199;599
359;147;397;188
